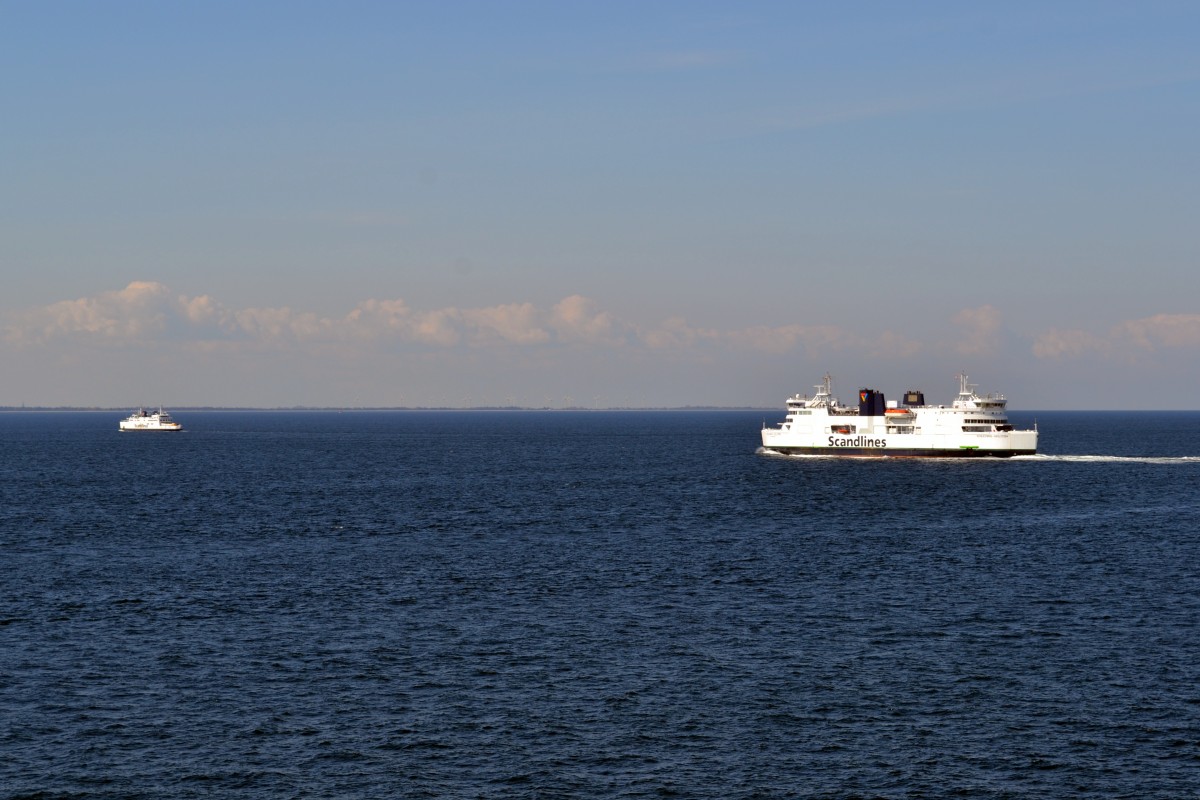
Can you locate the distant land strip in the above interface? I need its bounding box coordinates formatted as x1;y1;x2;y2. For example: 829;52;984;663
0;405;769;412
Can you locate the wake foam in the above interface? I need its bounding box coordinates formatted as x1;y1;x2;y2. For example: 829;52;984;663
1012;454;1200;464
759;448;1200;464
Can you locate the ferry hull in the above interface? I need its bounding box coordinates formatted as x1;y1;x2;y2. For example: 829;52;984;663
763;446;1036;458
761;430;1038;458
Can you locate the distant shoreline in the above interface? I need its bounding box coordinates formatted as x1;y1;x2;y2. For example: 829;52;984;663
0;406;772;413
3;407;1199;413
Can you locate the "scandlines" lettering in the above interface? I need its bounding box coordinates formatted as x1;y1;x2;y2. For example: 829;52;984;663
828;436;887;448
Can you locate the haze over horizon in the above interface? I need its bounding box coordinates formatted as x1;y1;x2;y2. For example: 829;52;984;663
3;2;1198;410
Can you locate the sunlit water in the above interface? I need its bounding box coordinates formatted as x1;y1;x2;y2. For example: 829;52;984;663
2;410;1198;798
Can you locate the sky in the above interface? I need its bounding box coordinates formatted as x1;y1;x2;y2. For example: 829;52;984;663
2;1;1198;408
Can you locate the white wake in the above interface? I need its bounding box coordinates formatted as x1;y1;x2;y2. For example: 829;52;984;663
758;448;1200;464
1011;454;1200;464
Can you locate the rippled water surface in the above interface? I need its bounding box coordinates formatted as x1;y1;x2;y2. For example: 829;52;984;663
2;410;1198;798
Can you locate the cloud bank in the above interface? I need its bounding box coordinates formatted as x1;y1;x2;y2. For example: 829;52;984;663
6;284;1197;370
1;281;884;357
1033;314;1200;359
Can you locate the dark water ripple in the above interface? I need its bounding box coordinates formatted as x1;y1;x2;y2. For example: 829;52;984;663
2;410;1199;798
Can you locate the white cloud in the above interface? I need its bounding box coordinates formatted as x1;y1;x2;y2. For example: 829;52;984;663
230;306;330;343
1033;313;1200;359
0;282;905;359
460;303;549;345
409;309;463;347
1114;314;1200;349
1032;328;1109;359
952;305;1001;355
343;299;413;339
179;294;224;326
5;281;173;344
15;282;1109;369
641;317;720;349
346;301;551;346
550;295;623;344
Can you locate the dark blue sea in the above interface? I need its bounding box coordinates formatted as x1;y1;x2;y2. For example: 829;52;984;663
2;410;1198;799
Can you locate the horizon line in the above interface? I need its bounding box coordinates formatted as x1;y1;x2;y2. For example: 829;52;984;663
0;405;771;413
3;406;1199;413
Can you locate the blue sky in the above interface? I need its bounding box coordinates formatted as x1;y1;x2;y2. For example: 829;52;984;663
3;1;1198;408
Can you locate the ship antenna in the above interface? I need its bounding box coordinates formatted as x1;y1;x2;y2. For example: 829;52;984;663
955;371;977;397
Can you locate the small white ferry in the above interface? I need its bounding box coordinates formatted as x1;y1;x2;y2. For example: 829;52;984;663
119;407;183;432
761;373;1037;457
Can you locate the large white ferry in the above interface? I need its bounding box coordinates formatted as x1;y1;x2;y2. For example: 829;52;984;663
761;374;1036;457
119;408;183;432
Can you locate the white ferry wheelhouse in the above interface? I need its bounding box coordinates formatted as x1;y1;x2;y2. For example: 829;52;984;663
761;374;1036;457
119;407;183;432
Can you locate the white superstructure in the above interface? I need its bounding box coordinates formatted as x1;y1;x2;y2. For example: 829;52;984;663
761;374;1036;457
119;408;183;432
